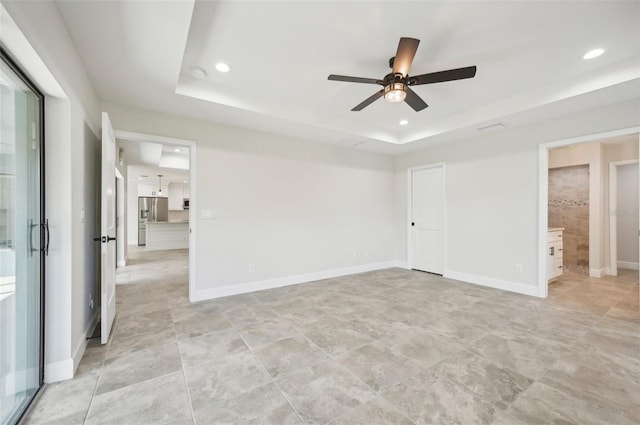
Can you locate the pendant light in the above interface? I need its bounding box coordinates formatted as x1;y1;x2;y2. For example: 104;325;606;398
157;174;163;196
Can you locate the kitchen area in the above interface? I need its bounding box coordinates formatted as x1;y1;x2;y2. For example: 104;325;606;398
137;177;190;251
138;188;189;251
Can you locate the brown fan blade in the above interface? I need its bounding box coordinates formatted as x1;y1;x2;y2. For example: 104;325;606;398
404;87;428;111
392;37;420;77
410;66;477;86
352;89;384;111
328;75;382;85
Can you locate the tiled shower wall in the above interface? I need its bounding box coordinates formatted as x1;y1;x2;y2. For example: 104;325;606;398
548;165;589;274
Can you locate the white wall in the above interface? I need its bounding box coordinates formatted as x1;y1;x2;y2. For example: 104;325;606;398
395;99;640;296
127;179;138;245
2;1;101;382
101;102;398;299
617;163;639;267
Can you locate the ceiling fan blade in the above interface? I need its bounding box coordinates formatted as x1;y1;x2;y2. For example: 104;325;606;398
351;89;384;111
328;75;381;84
410;66;477;86
404;87;428;112
392;37;420;77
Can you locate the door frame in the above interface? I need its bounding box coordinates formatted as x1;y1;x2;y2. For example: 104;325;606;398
113;130;197;302
609;159;640;276
0;46;46;423
407;162;447;272
537;126;640;298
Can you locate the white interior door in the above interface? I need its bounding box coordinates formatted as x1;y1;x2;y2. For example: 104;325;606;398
411;166;444;274
100;112;117;344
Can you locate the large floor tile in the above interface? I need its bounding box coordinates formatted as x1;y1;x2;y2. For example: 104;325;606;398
253;334;330;378
493;381;638;425
304;324;374;356
178;328;247;368
173;310;232;340
184;350;272;409
23;371;99;425
328;396;414;425
382;350;531;425
85;372;193;425
276;360;376;425
382;326;466;369
467;329;571;379
191;382;301;425
95;342;182;395
337;340;424;393
237;318;300;349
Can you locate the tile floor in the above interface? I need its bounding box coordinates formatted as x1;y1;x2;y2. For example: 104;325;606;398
23;249;639;425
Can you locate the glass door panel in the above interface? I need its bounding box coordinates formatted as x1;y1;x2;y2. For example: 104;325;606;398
0;52;43;425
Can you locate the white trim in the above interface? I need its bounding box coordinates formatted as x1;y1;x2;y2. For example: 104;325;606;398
589;268;605;278
44;358;74;384
192;261;399;302
609;159;639;276
444;270;541;297
113;130;197;304
537;126;640;298
394;261;409;269
69;310;99;378
117;260;126;267
618;261;640;270
406;162;447;272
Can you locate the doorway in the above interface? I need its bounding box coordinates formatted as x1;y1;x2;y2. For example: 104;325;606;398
0;49;45;424
538;127;640;297
111;131;196;301
609;160;640;275
408;164;445;274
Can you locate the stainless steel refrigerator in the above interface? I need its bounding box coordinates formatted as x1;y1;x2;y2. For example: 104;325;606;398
138;197;168;246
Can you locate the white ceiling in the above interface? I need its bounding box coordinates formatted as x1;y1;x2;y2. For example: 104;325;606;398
117;137;190;184
56;1;640;155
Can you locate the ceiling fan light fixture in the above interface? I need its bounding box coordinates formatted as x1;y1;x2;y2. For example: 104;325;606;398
384;82;407;103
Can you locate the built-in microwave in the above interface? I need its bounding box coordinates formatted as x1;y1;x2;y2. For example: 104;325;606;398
183;199;189;209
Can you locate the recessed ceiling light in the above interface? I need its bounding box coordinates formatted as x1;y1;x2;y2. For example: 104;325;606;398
190;66;207;79
215;62;231;73
583;48;604;60
399;119;409;126
174;148;180;153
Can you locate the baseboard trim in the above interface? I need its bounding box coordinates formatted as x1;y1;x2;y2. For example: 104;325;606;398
44;358;74;384
589;268;605;278
117;260;126;267
394;261;409;269
444;270;541;298
192;261;400;302
67;310;100;381
617;261;639;270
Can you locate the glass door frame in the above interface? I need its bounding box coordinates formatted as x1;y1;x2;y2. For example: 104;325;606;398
0;46;45;424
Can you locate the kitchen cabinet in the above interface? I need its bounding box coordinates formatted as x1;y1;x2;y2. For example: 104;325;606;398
168;183;183;210
168;183;190;210
138;183;167;197
547;228;564;281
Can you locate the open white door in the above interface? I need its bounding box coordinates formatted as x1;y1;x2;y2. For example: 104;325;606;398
410;166;445;274
100;112;117;344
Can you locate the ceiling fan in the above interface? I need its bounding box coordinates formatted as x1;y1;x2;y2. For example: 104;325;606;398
328;37;477;112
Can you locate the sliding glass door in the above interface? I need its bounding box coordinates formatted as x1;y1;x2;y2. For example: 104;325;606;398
0;50;44;425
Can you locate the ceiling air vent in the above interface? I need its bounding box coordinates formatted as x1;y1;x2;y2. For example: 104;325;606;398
477;123;505;132
336;138;366;147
